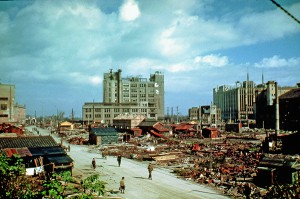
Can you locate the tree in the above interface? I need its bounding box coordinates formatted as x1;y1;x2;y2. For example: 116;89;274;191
0;154;37;198
82;174;106;197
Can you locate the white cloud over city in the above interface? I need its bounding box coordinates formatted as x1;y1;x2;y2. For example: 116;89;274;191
0;0;299;116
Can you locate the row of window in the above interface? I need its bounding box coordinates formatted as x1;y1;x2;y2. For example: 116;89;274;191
0;97;8;101
85;109;149;118
86;108;150;112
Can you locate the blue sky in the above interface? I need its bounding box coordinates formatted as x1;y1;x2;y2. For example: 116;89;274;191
1;0;299;118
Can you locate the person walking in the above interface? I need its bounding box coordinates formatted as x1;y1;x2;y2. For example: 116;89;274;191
148;163;153;180
119;177;125;194
92;158;96;169
117;155;122;167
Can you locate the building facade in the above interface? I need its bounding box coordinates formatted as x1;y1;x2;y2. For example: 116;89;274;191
0;83;26;124
255;81;295;129
279;84;300;132
213;79;259;124
188;105;221;128
82;70;164;124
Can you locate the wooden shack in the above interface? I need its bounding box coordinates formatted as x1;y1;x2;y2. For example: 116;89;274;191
89;127;119;145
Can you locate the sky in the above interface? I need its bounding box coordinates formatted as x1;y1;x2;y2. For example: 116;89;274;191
0;0;299;118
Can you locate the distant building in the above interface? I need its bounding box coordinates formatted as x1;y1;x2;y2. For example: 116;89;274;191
255;81;295;129
113;114;146;130
188;107;199;121
82;69;164;124
212;74;296;128
0;83;15;123
0;82;26;123
213;77;259;125
188;105;221;128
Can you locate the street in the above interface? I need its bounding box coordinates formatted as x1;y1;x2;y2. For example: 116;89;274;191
26;126;230;199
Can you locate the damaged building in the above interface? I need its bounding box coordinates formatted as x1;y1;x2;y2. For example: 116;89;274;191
0;136;73;175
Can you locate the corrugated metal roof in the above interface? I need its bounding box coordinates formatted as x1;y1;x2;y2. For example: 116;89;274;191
46;155;73;164
0;136;58;149
29;147;66;156
91;127;118;136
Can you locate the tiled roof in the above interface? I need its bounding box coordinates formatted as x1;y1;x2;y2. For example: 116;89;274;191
91;127;118;136
280;88;300;99
1;147;32;157
0;136;58;149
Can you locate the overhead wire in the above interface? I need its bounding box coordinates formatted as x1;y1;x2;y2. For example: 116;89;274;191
270;0;300;25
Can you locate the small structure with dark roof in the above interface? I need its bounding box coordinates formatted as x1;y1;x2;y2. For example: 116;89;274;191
0;136;73;175
202;127;220;138
89;127;119;145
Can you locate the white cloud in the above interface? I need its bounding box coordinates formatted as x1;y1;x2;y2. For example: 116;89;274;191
254;55;300;68
119;0;141;21
194;54;229;67
90;76;102;85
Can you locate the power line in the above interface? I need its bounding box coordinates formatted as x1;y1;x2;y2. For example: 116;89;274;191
270;0;300;25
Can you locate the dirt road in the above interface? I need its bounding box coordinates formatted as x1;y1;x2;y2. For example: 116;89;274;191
26;126;230;199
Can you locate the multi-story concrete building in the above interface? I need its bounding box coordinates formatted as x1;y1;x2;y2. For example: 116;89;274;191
213;75;296;127
255;81;295;129
188;107;200;121
213;80;258;124
82;69;164;125
188;105;221;128
0;82;26;123
0;83;15;123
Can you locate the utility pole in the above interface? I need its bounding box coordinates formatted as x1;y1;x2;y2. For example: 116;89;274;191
71;108;74;123
275;82;280;146
176;106;179;124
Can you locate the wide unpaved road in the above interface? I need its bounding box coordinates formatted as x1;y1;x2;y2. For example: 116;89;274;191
27;126;230;199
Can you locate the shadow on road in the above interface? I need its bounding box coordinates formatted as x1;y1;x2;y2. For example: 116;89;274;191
192;190;224;196
108;165;120;167
133;176;148;180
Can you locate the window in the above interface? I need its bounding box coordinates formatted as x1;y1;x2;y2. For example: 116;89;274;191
95;108;101;112
1;104;7;110
0;114;8;117
0;97;8;101
95;114;101;118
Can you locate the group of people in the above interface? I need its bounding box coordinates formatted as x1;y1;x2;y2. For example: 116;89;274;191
91;155;154;195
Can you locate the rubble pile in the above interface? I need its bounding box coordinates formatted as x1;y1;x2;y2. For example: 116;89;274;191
57;129;89;145
97;136;267;198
